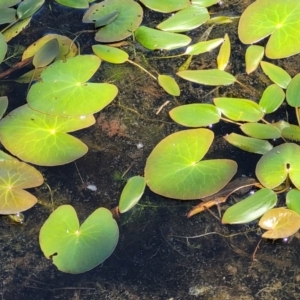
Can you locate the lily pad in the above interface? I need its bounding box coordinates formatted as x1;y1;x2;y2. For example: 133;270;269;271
238;0;300;59
256;143;300;189
259;208;300;239
27;55;118;116
39;205;119;274
0;105;95;166
135;26;191;50
222;188;277;224
144;129;237;200
83;0;143;43
0;159;43;214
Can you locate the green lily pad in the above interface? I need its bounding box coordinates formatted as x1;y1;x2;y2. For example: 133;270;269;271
256;143;300;189
119;176;146;213
17;0;44;19
39;205;119;274
169;104;221;127
0;105;95;166
27;55;118;116
286;73;300;107
55;0;89;9
157;5;209;32
259;208;300;239
158;75;180;96
177;69;236;86
184;38;224;55
144;129;237;200
259;84;285;114
135;26;191;50
286;189;300;215
260;61;291;89
214;97;264;122
245;45;264;74
83;0;143;43
222;188;277;224
0;159;43;214
224;133;273;155
240;123;281;140
139;0;189;13
238;0;300;59
92;44;129;64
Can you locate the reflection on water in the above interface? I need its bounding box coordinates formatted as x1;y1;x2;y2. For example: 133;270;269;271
1;0;300;299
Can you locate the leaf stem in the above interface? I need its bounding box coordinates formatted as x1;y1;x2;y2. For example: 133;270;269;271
127;59;157;80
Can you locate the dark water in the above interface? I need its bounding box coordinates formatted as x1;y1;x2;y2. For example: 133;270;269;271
1;0;300;299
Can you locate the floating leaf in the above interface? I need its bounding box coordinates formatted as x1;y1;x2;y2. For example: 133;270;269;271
245;45;264;74
214;97;264;122
286;189;300;215
256;143;300;189
17;0;44;19
222;188;277;224
192;0;219;6
55;0;89;9
0;105;95;166
177;69;235;86
224;133;273;155
0;33;7;64
240;123;281;140
135;26;191;50
22;34;78;61
144;129;237;200
27;55;118;116
169;104;221;127
260;61;291;89
282;124;300;142
0;159;43;214
259;208;300;239
217;33;230;70
83;0;143;43
184;38;224;55
0;8;16;24
259;84;285;114
238;0;300;59
95;10;119;27
33;38;59;68
119;176;146;213
92;44;129;64
0;96;8;119
286;74;300;107
139;0;189;13
39;205;119;274
157;5;209;32
2;17;31;42
0;0;20;9
158;75;180;96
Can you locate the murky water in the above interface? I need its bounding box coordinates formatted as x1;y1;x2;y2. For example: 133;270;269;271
1;0;300;299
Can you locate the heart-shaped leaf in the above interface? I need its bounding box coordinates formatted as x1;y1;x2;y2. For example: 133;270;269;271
256;143;300;189
39;205;119;274
27;55;118;116
259;208;300;239
0;105;95;166
144;129;237;200
0;159;43;214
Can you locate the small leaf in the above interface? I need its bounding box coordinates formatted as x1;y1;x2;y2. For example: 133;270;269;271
0;96;8;119
184;38;224;55
222;188;277;224
240;123;281;140
92;44;129;64
259;208;300;239
217;33;231;70
0;0;20;9
192;0;220;6
245;45;264;74
139;0;189;13
0;8;17;24
259;84;285;114
95;10;119;27
286;189;300;215
286;74;300;107
2;17;31;42
260;61;291;89
55;0;89;8
33;38;59;68
169;104;221;127
17;0;44;19
224;133;273;155
119;176;146;213
177;69;235;86
135;26;191;50
0;33;7;64
158;75;180;96
282;124;300;142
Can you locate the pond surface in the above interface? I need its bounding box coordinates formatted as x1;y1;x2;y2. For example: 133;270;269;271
1;0;300;299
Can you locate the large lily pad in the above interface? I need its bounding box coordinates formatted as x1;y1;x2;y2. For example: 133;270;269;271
0;159;43;214
27;55;118;116
39;205;119;274
82;0;143;43
256;143;300;189
238;0;300;59
0;105;95;166
144;129;237;200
